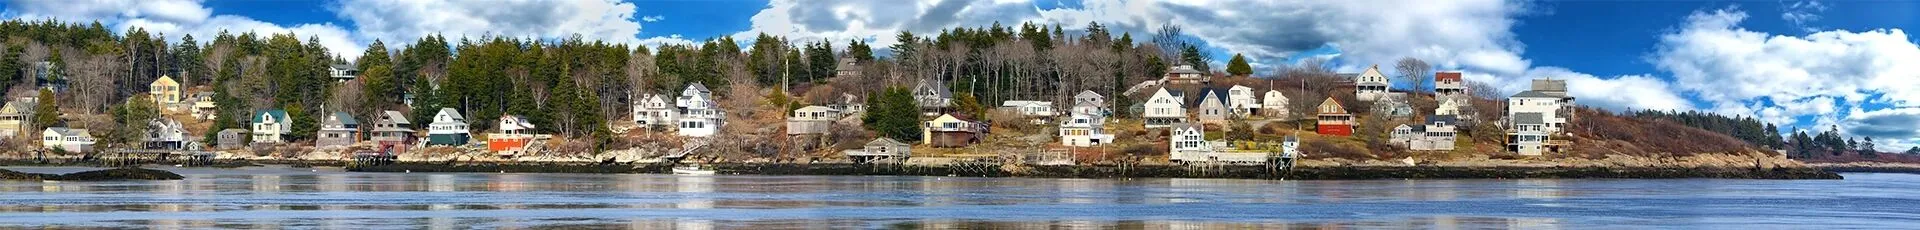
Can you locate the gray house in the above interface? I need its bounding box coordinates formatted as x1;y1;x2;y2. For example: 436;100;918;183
371;110;414;146
316;112;359;147
217;129;248;150
846;137;911;164
913;79;953;116
1191;87;1231;126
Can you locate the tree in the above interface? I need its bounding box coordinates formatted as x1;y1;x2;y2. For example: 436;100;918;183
1179;45;1208;72
109;96;160;146
1861;136;1876;154
1395;57;1431;93
847;39;874;62
45;49;64;82
32;88;58;128
171;34;205;86
408;73;441;126
358;40;396;110
1225;53;1252;76
863;87;920;143
1905;146;1919;155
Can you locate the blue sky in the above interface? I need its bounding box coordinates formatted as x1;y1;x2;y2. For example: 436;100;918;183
3;0;1918;150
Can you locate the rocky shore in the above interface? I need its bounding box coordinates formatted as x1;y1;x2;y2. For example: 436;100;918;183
1808;162;1920;174
0;167;185;181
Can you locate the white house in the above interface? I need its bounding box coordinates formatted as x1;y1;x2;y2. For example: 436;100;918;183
1226;85;1258;116
1142;87;1187;128
1435;72;1465;96
251;109;290;144
1071;90;1107;116
1058;112;1113;147
42;127;94;152
1508;91;1569;134
999;100;1055;123
427;108;469;146
1169;123;1208;153
329;63;358;82
1435;95;1471;120
1390;115;1459;151
1353;65;1390;101
632;93;677;128
1508;112;1549;156
829;93;865;116
786;105;841;135
144;118;187;150
1261;89;1289;119
1163;65;1208;84
677;83;725;137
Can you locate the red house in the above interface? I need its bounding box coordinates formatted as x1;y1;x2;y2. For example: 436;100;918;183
1316;98;1353;136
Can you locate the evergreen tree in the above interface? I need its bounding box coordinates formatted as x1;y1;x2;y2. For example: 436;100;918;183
358;40;396;110
847;39;874;62
1;44;20;89
806;40;835;82
1180;45;1208;72
286;104;315;141
1906;146;1920;155
172;35;205;86
32;88;57;127
408;73;440;126
863;87;921;143
1225;53;1252;76
45;49;63;82
109;96;159;146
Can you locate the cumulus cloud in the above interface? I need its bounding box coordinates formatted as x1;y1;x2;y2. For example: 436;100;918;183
4;0;364;59
641;15;664;22
729;0;1044;50
334;0;645;45
1842;107;1920;151
1781;0;1826;31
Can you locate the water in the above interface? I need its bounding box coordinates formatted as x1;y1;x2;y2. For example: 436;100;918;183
0;166;1915;229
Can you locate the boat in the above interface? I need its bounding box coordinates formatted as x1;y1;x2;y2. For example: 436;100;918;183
672;165;716;175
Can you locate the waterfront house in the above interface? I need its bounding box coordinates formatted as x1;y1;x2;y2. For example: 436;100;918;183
846;137;911;164
190;92;217;120
676;83;725;137
1074;90;1105;107
427;108;469;146
1192;87;1232;126
0;97;36;139
999;100;1055;124
1142;87;1187;128
1059;112;1113;147
922;113;983;148
1435;94;1470;120
489;115;537;152
144;118;187;150
1227;85;1258;116
1316;97;1354;136
1282;135;1301;159
216;129;247;149
1163;65;1209;84
41;127;93;152
1262;89;1289;119
1353;65;1390;101
251;109;290;144
1071;90;1107;116
329;63;358;82
786;106;841;135
1391;124;1424;147
1377;92;1414;119
1169;123;1208;153
1508;112;1548;155
1508;90;1569;134
829;93;865;116
913;79;954;116
149;75;182;110
632;93;676;128
316;112;360;148
1418;115;1460;151
1435;72;1465;96
371;110;414;149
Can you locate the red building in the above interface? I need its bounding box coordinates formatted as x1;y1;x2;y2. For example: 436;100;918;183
1316;98;1353;136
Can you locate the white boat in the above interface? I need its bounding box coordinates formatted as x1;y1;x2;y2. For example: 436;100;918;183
672;165;716;175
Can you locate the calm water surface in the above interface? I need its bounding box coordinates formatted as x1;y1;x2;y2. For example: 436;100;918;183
0;166;1915;229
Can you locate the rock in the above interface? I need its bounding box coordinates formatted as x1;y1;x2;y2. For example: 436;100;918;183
49;168;185;181
0;169;56;180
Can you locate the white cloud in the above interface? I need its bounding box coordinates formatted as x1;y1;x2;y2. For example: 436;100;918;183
1518;67;1691;112
1841;107;1920;152
5;0;363;59
641;15;664;22
333;0;645;45
1781;0;1826;31
638;34;695;48
729;0;1046;50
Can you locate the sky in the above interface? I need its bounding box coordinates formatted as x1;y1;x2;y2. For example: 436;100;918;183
2;0;1918;151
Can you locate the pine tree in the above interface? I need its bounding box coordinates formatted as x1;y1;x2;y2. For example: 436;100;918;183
358;40;395;110
32;88;58;127
1906;146;1920;155
172;35;205;86
1225;53;1252;76
863;87;921;143
1;44;20;90
408;73;440;126
1180;45;1208;72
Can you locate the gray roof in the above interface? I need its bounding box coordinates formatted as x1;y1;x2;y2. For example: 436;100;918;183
1408;124;1426;133
330;112;358;125
1075;90;1102;100
686;82;710;94
437;108;464;121
1513;112;1545;125
331;63;356;70
1356;82;1388;87
1427;115;1459;126
382;110;410;124
1511;90;1555;98
1188;87;1229;109
1171;122;1199;131
45;127;83;136
1336;73;1360;79
867;137;908;147
916;79;953;98
1284;134;1299;142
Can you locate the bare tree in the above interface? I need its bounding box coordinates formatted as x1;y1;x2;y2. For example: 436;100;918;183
327;80;368;120
1395;57;1431;93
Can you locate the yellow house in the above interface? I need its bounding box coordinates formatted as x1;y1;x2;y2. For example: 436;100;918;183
149;75;182;108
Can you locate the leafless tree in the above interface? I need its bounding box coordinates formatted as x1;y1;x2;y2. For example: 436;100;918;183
1395;57;1431;93
327;80;367;120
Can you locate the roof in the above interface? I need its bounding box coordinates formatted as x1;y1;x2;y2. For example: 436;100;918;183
437;108;465;121
1514;112;1545;125
151;75;177;86
219;128;248;134
329;112;359;125
1;98;34;114
1075;90;1102;99
866;137;908;147
1510;90;1555;98
1073;99;1101;108
916;79;953;98
1170;123;1200;132
1168;65;1203;74
254;109;288;121
1435;72;1462;82
45;127;85;136
1187;87;1229;108
1336;73;1360;79
1284;134;1299;142
331;63;356;70
501;115;536;130
383;110;410;124
1001;100;1052;108
795;105;838;113
685;82;710;94
1427;115;1459;126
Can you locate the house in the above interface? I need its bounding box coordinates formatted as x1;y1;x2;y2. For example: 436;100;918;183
329;63;358;82
632;93;676;128
1191;87;1232;126
1163;65;1208;84
1391;124;1424;148
829;93;865;116
251;109;290;144
0;97;36;139
1059;112;1113;147
1376;92;1414;119
1262;89;1289;119
189;92;217;120
1071;90;1107;116
216;129;247;150
676;83;725;137
489;115;537;152
999;100;1055;123
913;79;954;116
1508;91;1570;134
1434;72;1465;96
922;113;983;148
1435;95;1470;120
1508;112;1549;156
144;118;188;150
1419;115;1460;151
1227;85;1258;116
786;106;841;135
40;127;93;152
1169;123;1208;153
846;137;910;164
371;110;414;148
1352;65;1390;101
1282;135;1301;159
834;57;861;78
1142;87;1188;128
149;75;182;110
427;108;469;146
1316;97;1353;136
316;112;360;148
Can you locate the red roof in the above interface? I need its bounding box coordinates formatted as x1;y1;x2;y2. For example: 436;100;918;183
1435;72;1462;82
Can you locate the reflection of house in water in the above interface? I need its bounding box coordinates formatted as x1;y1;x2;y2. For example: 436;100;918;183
1515;179;1565;199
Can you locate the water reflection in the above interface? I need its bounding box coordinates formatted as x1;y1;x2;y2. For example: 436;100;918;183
0;167;1911;229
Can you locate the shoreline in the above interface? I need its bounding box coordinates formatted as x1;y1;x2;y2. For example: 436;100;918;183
1808;162;1920;174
